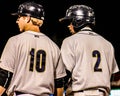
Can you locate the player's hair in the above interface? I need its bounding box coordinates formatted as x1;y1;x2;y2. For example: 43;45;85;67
31;17;43;27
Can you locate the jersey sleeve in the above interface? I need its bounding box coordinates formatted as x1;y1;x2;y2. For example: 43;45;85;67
112;56;119;73
0;37;16;72
111;44;119;73
61;38;75;72
55;55;66;79
50;41;66;79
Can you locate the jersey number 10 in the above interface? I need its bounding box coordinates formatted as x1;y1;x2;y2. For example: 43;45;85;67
29;48;46;72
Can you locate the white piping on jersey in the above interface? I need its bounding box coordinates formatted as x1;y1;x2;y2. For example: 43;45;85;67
80;26;92;31
78;27;98;36
3;71;11;87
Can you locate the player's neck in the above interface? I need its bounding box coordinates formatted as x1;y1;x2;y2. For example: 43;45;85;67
25;25;40;32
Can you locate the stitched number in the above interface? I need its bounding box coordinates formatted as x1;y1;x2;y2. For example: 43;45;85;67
92;50;102;72
29;48;46;72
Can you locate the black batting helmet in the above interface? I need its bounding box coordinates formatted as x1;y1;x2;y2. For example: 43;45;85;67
11;1;45;20
59;5;95;28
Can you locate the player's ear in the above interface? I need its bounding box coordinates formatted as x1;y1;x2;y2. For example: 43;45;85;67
24;16;31;23
39;20;43;27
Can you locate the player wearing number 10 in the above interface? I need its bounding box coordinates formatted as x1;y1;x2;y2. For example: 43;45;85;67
0;1;66;96
59;5;119;96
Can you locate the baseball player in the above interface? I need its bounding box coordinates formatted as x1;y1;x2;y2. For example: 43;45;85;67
0;1;66;96
59;5;119;96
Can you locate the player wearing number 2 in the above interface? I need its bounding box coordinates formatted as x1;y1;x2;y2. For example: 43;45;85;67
0;1;66;96
59;4;119;96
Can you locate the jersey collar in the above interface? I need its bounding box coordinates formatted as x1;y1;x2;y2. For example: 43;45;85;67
80;27;92;31
78;27;98;35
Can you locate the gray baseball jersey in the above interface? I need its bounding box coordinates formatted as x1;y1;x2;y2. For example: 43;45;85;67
0;31;66;95
61;28;119;93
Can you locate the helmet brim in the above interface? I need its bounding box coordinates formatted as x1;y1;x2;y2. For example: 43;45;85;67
59;16;72;22
11;12;19;16
11;12;29;17
59;16;73;26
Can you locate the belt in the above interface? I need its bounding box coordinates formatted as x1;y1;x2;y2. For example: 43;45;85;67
98;89;105;93
15;91;54;96
73;89;105;93
15;91;25;95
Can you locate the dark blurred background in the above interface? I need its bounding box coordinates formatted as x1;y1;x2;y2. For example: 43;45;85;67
0;1;120;95
0;0;120;68
0;0;97;53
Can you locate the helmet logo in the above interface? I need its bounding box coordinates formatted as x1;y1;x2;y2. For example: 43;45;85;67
19;5;24;14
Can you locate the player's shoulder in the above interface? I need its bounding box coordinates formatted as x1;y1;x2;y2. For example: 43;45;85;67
7;33;20;41
40;33;60;49
99;35;115;50
6;32;27;45
100;35;113;45
62;34;76;44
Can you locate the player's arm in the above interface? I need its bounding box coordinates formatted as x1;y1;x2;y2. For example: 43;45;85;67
111;71;120;87
55;77;65;96
0;68;13;95
64;70;72;89
0;86;6;96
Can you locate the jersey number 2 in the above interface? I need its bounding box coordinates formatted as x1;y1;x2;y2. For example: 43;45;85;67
29;48;46;72
92;50;102;72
